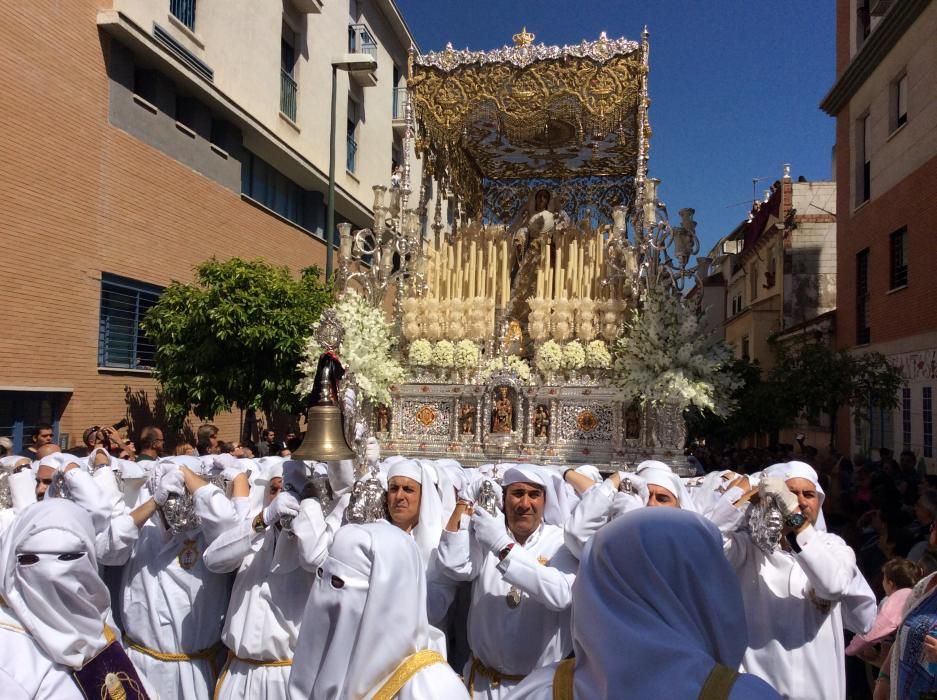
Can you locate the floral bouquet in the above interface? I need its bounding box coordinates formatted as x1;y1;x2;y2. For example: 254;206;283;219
431;340;455;368
562;340;586;371
408;338;432;366
611;287;739;415
534;340;564;375
453;340;480;370
480;355;532;384
584;340;612;369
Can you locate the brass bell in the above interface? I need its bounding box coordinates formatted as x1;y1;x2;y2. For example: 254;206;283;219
293;363;356;462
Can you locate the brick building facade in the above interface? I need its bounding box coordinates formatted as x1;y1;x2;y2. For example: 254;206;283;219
0;1;421;452
821;0;937;462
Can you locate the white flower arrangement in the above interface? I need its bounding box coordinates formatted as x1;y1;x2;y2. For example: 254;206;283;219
534;340;564;374
453;340;480;370
431;340;455;368
584;340;612;369
408;338;432;366
297;290;406;406
480;355;533;384
611;287;740;416
562;341;586;370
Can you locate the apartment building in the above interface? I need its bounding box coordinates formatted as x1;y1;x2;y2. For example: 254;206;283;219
705;170;837;446
821;0;937;461
0;0;421;451
722;171;837;370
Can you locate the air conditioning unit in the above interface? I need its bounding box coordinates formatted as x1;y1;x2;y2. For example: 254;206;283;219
870;0;893;16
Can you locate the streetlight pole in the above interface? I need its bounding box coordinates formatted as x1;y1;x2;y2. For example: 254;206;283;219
326;64;337;281
324;53;377;282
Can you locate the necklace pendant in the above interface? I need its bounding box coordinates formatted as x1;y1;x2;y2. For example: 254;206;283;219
506;586;521;608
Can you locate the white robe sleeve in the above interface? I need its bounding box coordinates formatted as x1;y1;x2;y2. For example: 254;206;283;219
722;529;751;570
202;514;253;573
426;554;459;627
62;469;111;535
96;512;139;566
841;568;877;635
291;498;330;572
192;483;238;543
793;527;856;600
563;481;616;559
706;487;748;533
436;528;480;581
498;543;576;612
92;468;140;565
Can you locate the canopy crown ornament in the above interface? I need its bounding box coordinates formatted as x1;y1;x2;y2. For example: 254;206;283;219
512;27;535;48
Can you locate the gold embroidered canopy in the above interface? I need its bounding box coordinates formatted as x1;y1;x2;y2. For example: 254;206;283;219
408;29;651;219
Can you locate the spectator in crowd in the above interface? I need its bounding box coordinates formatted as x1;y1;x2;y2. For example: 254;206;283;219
256;429;276;458
136;426;164;462
25;423;54;459
196;424;219;454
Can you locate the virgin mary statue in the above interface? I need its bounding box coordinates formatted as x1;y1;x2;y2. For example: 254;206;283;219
504;188;567;331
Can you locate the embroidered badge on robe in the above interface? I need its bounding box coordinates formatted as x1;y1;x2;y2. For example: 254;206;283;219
178;539;200;570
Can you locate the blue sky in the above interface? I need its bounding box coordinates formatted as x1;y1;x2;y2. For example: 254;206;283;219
395;0;837;255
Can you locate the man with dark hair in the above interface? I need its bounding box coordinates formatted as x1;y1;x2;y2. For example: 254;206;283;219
136;426;164;462
196;438;215;457
256;429;276;457
25;423;54;459
196;424;219;456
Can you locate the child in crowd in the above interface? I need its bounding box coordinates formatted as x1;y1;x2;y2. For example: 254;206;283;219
847;557;922;665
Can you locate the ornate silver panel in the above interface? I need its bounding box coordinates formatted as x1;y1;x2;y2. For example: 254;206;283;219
399;399;451;439
558;403;614;442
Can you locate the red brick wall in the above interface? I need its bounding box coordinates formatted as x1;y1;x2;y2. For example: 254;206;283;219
835;152;937;351
0;2;327;447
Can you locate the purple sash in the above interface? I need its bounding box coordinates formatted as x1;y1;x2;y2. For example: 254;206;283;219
72;641;150;699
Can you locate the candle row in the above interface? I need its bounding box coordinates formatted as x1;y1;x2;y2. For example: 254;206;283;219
423;226;511;306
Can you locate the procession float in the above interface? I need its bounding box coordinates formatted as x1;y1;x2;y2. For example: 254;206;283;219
296;28;736;476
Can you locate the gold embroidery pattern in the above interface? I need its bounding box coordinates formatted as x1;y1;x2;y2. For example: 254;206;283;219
372;649;446;700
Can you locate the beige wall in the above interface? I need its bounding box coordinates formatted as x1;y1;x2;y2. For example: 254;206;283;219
848;2;937;210
111;0;424;219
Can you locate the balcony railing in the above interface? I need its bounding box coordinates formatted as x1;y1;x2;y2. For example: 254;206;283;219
346;135;357;173
170;0;196;30
348;24;378;61
393;86;407;120
280;69;298;122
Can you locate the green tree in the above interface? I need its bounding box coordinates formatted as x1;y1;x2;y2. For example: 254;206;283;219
686;358;794;447
141;258;332;429
769;339;904;449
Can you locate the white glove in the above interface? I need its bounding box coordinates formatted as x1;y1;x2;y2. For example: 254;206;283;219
759;476;799;516
152;468;185;506
617;472;649;504
263;491;300;527
471;507;512;555
365;437;381;465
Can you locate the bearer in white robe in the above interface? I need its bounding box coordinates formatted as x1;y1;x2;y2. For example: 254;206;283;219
563;464;697;559
511;507;781;699
0;499;157;699
116;457;239;700
288;521;469;699
721;461;871;700
436;465;577;699
385;459;460;658
205;459;330;700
